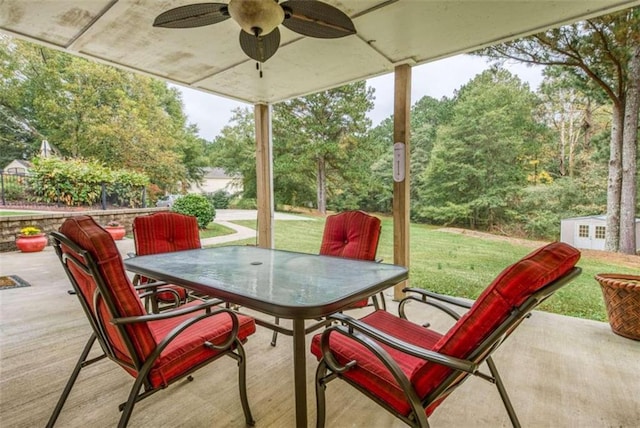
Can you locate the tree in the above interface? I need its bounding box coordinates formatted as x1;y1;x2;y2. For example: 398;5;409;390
417;68;544;229
479;8;639;254
0;104;41;167
539;75;589;178
364;95;454;216
0;35;43;166
273;82;374;213
208;107;258;198
0;36;207;193
209;84;375;213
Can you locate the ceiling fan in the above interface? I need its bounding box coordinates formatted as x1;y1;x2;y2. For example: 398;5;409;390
153;0;356;76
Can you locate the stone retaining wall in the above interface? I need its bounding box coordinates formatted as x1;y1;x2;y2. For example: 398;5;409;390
0;208;168;252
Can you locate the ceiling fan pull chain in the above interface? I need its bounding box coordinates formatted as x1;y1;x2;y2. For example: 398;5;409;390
256;61;263;78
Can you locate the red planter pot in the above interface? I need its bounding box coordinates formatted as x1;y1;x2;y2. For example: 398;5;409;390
15;234;48;252
105;226;126;241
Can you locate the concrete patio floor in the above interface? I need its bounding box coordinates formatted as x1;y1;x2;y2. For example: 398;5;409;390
1;232;639;427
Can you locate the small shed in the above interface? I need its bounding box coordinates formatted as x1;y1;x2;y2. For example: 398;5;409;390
560;215;640;251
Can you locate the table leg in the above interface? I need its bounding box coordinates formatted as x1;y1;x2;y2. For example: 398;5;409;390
292;318;308;427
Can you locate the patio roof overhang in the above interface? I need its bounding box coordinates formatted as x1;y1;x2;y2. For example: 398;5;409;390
1;0;639;105
2;0;638;295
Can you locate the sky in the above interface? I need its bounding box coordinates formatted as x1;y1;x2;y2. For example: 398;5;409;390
175;54;544;142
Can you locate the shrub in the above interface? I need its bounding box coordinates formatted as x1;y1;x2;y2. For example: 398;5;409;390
204;190;231;209
233;197;257;209
28;157;149;207
171;193;215;229
522;211;561;240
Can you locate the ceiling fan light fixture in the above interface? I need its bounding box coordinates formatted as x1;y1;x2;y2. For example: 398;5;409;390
228;0;284;36
153;0;356;68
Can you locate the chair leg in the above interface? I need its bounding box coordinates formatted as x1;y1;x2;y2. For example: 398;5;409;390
370;292;386;311
486;356;521;428
46;334;98;428
270;317;280;347
235;341;255;426
315;360;328;428
118;372;148;428
378;291;387;311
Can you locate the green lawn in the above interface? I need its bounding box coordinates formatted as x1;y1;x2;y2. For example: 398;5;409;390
200;222;237;239
226;215;638;323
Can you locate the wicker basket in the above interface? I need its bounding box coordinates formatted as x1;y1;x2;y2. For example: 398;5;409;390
594;273;640;341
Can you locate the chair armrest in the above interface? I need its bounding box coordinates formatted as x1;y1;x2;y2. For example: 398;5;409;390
403;288;473;309
327;312;476;374
112;299;224;325
118;306;243;370
134;280;171;291
398;288;473;322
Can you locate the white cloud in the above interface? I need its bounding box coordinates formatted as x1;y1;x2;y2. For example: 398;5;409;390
176;54;544;141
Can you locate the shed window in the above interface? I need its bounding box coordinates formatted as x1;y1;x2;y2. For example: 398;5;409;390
578;224;589;238
595;226;606;240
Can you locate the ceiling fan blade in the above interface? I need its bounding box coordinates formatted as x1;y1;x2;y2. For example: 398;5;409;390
239;28;281;62
280;0;356;39
153;3;229;28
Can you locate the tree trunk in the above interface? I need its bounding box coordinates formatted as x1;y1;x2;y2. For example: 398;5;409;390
568;101;577;178
316;156;326;214
605;105;623;252
619;45;640;255
583;98;593;149
559;122;566;176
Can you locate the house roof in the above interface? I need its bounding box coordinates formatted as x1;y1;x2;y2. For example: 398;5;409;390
203;167;238;179
2;1;638;105
562;215;640;223
3;159;32;171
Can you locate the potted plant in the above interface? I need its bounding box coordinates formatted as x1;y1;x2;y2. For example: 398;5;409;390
15;226;48;252
104;221;126;241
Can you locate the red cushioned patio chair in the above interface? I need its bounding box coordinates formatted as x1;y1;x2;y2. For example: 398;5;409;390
311;242;581;428
132;212;203;312
271;210;382;346
320;210;383;307
47;216;256;428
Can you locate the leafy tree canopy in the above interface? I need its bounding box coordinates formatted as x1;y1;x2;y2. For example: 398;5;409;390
0;35;207;192
416;68;545;229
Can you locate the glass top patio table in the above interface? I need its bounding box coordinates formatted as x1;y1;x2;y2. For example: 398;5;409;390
124;245;408;427
124;245;408;318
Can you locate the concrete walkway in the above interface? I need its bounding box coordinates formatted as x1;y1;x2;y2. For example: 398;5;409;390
206;208;313;244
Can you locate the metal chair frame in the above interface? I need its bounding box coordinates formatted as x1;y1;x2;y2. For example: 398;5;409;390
315;267;582;428
47;231;254;428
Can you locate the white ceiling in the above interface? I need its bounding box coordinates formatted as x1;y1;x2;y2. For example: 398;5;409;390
1;0;639;104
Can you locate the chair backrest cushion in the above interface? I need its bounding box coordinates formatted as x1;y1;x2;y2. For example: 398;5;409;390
59;216;155;365
319;210;381;261
133;212;201;256
411;242;580;405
